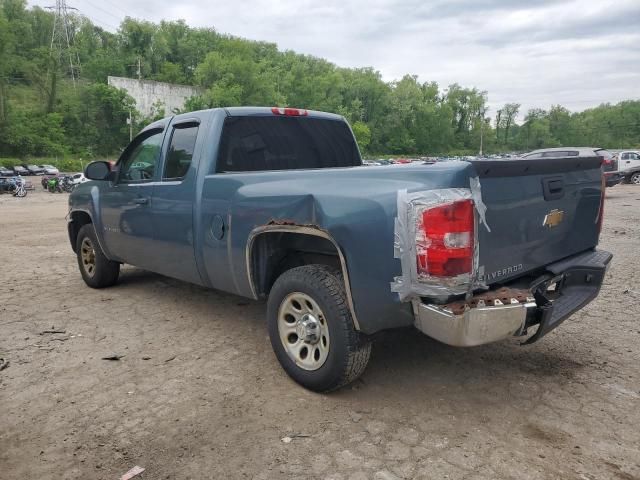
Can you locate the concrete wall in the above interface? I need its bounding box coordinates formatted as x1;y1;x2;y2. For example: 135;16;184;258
108;76;202;117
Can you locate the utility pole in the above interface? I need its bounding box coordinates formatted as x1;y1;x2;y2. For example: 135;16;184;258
46;0;81;88
129;57;143;81
127;109;133;141
479;108;487;156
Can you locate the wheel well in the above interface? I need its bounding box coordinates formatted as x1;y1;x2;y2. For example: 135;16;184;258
249;231;344;298
68;211;92;252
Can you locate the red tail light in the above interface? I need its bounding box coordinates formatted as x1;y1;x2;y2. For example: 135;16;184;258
271;107;308;116
417;199;475;278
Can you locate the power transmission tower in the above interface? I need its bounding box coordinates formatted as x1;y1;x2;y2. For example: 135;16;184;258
46;0;81;88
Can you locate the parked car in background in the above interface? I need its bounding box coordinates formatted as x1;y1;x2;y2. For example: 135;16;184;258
0;166;14;176
615;151;640;184
12;165;29;176
0;177;13;193
70;172;87;185
522;147;621;187
40;165;60;175
24;164;45;175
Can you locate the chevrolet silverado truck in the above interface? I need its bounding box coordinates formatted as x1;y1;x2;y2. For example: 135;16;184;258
68;107;612;392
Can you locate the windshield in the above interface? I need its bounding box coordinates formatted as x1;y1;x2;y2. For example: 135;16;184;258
216;116;361;173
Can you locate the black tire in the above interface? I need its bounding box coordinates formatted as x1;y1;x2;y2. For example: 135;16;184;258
267;265;371;392
630;172;640;185
75;224;120;288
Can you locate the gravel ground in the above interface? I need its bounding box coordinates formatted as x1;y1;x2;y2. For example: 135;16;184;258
1;186;639;480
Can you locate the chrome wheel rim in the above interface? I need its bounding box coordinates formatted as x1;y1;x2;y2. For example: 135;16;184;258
632;174;640;185
80;237;96;277
278;292;330;371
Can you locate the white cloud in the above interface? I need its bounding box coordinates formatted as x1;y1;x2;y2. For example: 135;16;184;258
30;0;640;116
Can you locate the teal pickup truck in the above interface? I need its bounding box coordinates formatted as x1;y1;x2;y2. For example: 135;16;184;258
67;107;612;391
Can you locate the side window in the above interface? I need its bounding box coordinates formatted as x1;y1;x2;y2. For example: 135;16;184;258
163;124;199;180
540;151;578;158
118;130;164;183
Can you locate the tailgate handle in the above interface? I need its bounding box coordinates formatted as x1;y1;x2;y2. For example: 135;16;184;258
542;177;564;200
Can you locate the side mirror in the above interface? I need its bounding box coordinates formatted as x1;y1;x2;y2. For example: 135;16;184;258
84;161;112;181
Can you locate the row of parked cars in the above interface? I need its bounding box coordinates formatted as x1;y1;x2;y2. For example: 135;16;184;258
521;147;640;187
0;164;60;176
364;147;640;188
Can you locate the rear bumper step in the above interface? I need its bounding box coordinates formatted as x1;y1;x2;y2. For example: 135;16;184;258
413;249;612;347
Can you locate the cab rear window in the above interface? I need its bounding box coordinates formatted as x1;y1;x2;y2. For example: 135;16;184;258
216;116;360;172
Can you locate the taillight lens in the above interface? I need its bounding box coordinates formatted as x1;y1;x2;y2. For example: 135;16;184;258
271;107;308;116
417;199;475;278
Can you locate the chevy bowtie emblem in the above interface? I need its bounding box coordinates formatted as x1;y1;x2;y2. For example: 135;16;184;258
543;209;564;228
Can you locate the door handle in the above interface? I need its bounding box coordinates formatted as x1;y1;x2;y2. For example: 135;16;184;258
133;197;149;205
542;177;564;201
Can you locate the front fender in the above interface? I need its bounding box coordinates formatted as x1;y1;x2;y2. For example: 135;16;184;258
68;183;113;260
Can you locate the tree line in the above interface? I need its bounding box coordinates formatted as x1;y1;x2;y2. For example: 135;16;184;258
0;0;638;160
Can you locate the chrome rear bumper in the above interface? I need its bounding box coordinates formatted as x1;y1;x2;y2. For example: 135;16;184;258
412;249;612;347
413;299;536;347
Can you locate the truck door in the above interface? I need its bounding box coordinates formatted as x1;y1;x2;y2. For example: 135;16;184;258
148;118;204;284
100;128;164;268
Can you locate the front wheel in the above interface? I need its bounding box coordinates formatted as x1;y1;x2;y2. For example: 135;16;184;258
267;265;371;392
630;172;640;185
76;224;120;288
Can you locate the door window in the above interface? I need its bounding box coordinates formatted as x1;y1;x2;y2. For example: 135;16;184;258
163;124;199;180
118;130;164;183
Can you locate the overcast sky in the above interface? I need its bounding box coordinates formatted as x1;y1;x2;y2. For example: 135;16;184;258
29;0;640;117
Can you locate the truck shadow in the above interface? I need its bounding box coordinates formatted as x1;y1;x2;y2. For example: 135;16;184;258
114;268;590;400
353;326;589;396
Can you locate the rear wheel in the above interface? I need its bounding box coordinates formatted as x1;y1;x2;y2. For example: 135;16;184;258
630;172;640;185
76;224;120;288
267;265;371;392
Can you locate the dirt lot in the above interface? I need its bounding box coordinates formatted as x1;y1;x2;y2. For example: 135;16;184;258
1;185;639;480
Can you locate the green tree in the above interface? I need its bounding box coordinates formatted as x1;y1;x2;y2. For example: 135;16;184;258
1;3;638;160
351;121;371;152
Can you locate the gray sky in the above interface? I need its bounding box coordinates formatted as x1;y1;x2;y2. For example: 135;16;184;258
30;0;640;117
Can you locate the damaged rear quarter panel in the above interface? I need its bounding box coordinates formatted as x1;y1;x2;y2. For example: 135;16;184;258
198;162;475;334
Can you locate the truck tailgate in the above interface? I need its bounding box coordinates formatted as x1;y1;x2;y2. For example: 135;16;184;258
472;157;603;285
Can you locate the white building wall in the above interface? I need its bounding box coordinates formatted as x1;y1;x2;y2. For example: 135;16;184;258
108;76;202;117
